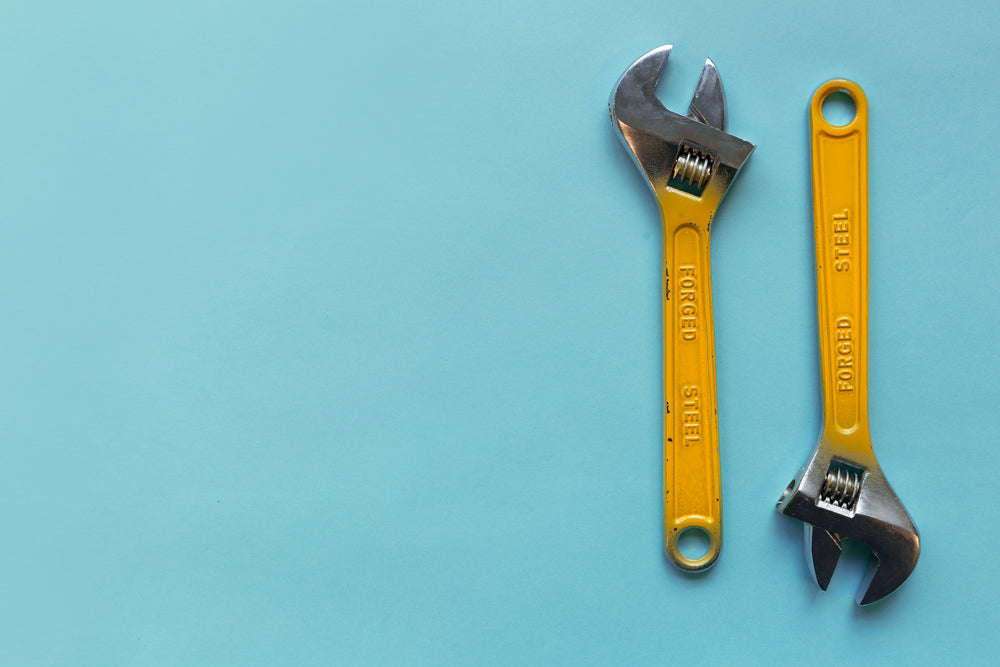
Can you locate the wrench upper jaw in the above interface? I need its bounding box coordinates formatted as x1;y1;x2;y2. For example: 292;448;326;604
609;44;673;121
848;473;920;605
778;460;920;605
855;525;920;606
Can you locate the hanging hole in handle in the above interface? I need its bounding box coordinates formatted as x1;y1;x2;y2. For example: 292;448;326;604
677;526;712;561
821;90;857;127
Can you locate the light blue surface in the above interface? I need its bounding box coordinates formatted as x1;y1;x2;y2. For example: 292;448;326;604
0;0;996;663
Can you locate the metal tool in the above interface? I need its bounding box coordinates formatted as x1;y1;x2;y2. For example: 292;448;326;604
776;80;919;605
610;45;754;571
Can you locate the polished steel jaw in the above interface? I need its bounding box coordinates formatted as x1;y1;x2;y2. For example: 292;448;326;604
610;45;754;571
776;80;919;605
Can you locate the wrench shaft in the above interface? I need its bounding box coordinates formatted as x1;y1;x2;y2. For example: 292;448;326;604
810;81;875;465
661;202;721;570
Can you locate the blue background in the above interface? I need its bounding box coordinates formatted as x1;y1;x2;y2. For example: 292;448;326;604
0;0;996;663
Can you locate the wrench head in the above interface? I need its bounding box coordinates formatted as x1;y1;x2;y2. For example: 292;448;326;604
609;45;754;201
778;450;920;605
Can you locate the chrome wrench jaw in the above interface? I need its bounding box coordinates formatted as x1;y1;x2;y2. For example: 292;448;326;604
777;445;920;605
609;45;754;206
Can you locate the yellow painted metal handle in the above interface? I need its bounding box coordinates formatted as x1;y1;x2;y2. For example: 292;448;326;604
659;193;722;571
810;80;875;464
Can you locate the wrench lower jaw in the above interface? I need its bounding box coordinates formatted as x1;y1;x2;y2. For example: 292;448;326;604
806;526;842;591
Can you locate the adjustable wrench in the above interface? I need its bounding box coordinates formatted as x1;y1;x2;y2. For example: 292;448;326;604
610;46;754;571
776;80;919;604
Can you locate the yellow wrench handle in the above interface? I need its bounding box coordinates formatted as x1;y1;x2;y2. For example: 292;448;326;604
659;195;722;571
810;80;875;464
